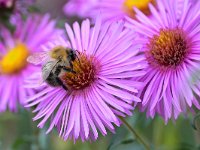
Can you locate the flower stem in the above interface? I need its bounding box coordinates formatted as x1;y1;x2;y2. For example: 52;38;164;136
119;116;150;150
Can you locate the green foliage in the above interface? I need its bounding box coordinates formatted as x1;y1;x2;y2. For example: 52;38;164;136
0;109;199;150
107;138;136;150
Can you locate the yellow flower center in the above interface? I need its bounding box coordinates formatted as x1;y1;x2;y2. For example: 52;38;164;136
124;0;150;10
0;43;29;74
146;28;189;68
123;0;154;17
61;53;100;91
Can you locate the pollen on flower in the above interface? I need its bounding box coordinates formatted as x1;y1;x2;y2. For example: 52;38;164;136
0;43;29;74
146;28;188;68
123;0;154;16
61;52;100;91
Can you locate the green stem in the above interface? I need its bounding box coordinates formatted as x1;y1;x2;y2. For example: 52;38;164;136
119;116;150;150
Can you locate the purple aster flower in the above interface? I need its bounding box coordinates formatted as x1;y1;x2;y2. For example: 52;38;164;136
125;0;200;122
63;0;155;22
0;14;62;112
26;18;147;141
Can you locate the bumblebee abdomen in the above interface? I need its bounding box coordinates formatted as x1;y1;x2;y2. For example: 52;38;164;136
45;73;60;87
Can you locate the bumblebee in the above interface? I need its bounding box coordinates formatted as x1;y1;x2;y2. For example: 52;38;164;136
27;46;77;90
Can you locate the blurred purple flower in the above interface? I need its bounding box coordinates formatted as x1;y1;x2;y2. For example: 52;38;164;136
0;0;14;8
126;0;200;122
0;0;35;11
63;0;98;18
0;0;36;28
0;14;62;112
63;0;154;22
26;18;146;141
11;0;36;25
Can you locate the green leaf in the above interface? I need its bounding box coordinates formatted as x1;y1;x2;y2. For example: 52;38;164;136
28;5;41;13
178;142;196;150
121;139;136;144
12;137;29;150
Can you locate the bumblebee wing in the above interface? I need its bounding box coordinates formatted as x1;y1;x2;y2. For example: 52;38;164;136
42;60;59;81
27;52;49;65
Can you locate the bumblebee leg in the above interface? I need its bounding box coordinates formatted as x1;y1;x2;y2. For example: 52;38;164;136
75;54;81;65
54;66;68;91
70;62;77;73
56;77;68;91
69;61;74;70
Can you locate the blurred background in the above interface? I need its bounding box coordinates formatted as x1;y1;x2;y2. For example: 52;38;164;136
0;108;200;150
1;0;200;150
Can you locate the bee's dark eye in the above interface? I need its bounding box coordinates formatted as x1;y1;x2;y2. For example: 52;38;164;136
69;50;77;61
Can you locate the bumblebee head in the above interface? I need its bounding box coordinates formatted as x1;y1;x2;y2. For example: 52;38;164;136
68;49;77;61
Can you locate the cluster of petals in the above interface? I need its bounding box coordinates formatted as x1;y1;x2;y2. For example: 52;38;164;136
0;14;62;112
63;0;153;22
26;17;147;141
1;0;200;143
126;0;200;122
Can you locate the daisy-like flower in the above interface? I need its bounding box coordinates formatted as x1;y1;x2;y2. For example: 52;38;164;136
63;0;155;22
125;0;200;122
26;18;147;141
0;14;62;112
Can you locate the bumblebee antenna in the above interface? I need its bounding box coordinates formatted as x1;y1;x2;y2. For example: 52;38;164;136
75;50;81;55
